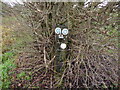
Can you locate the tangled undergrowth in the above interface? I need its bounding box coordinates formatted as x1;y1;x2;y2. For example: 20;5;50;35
9;2;119;88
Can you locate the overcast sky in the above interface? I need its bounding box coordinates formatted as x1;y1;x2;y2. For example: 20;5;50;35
1;0;24;6
1;0;24;4
1;0;119;3
1;0;117;8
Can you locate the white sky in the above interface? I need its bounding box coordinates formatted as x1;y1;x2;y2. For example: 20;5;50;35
1;0;119;7
1;0;24;4
1;0;119;3
1;0;24;6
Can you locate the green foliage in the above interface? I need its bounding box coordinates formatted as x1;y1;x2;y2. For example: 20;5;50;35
0;52;16;88
17;72;26;78
17;72;32;80
2;52;14;63
1;15;34;88
25;76;31;80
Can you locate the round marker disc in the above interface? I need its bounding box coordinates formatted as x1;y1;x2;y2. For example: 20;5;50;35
62;28;68;35
55;27;61;34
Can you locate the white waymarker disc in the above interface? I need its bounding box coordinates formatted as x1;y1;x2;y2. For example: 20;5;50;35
55;27;61;34
60;43;67;49
62;28;68;35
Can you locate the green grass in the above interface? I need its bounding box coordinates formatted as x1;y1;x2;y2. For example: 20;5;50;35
0;52;16;88
1;16;34;89
17;72;32;81
1;34;33;88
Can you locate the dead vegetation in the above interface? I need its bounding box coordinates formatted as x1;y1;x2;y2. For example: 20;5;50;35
2;2;119;88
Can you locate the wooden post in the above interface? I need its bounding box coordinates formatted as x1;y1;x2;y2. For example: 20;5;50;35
55;27;69;73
